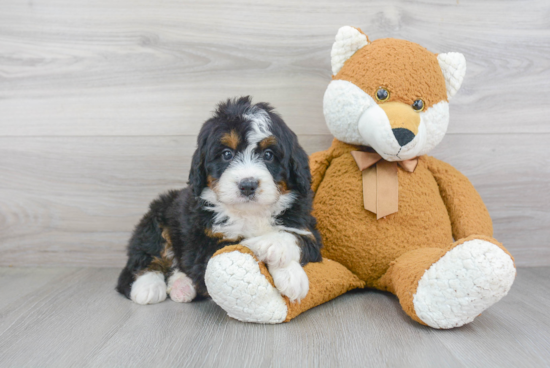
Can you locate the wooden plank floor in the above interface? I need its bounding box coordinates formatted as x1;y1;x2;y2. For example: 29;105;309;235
0;267;548;367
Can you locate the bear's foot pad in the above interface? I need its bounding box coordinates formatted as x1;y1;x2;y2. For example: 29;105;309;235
205;250;288;324
414;239;515;329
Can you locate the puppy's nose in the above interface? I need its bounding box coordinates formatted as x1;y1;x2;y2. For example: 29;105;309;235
392;128;415;147
238;178;258;197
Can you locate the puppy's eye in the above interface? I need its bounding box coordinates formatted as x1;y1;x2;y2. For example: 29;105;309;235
263;149;274;162
376;88;390;102
221;149;234;162
412;99;424;111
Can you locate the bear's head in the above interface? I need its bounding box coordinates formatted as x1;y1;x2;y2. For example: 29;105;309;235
323;26;466;161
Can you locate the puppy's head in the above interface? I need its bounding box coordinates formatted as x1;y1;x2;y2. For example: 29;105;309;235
189;96;310;214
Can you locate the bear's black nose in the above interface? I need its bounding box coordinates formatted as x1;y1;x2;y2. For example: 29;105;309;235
238;178;259;197
392;128;415;147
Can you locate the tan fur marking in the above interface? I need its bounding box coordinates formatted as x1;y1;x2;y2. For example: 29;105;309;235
379;102;420;135
205;228;244;244
259;136;277;149
277;180;290;194
334;38;448;109
138;227;174;275
207;175;218;189
221;130;240;150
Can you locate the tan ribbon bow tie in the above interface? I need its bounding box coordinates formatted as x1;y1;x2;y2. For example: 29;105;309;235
351;151;418;220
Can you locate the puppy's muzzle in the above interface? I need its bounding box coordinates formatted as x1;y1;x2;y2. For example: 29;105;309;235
238;178;259;198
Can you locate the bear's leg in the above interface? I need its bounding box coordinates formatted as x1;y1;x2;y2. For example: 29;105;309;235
204;245;365;323
378;235;516;329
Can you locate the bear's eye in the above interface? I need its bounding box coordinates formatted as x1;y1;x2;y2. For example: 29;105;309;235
221;149;234;162
412;99;424;112
376;88;390;102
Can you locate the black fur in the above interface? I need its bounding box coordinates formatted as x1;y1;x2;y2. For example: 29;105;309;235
116;96;322;300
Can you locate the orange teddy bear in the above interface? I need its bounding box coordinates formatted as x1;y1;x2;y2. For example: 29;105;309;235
205;26;516;329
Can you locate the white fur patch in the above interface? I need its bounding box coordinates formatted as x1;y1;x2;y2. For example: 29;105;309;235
270;260;309;302
331;26;369;76
130;272;167;305
205;250;288;324
201;187;296;240
244;107;272;145
413;239;516;329
242;231;301;268
167;270;196;303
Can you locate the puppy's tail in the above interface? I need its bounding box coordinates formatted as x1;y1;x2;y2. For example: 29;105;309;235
116;190;180;299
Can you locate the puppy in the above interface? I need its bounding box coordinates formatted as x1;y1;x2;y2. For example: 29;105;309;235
116;96;322;305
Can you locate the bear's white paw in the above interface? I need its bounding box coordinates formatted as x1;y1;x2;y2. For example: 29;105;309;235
270;261;309;302
167;271;196;303
413;239;516;329
242;232;300;268
130;272;167;305
204;250;288;324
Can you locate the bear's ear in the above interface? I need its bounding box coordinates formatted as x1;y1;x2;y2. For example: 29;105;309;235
331;26;369;76
437;52;467;100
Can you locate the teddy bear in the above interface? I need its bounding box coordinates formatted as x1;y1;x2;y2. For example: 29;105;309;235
204;26;516;329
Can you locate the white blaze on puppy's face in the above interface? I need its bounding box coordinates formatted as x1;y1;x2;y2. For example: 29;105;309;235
217;108;284;207
200;107;296;239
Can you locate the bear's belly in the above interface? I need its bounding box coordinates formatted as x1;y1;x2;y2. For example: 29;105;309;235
312;154;453;287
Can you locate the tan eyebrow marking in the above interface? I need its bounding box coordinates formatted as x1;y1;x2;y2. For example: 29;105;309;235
220;130;240;150
259;136;277;149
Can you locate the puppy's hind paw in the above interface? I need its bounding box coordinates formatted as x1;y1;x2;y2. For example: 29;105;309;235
130;272;167;305
270;261;309;302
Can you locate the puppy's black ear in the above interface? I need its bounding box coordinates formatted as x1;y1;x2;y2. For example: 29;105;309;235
289;137;312;197
188;133;208;198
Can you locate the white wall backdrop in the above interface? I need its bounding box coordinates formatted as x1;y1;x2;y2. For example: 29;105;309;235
1;0;549;267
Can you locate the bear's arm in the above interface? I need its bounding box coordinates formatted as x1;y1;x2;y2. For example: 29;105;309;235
424;155;493;239
309;149;333;193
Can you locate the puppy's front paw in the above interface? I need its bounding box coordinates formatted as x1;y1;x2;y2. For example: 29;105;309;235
270;261;309;302
243;232;300;268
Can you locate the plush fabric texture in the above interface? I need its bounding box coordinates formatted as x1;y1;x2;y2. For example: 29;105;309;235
331;26;369;76
412;236;515;329
206;245;288;324
334;38;448;110
208;245;364;323
312;139;455;286
437;52;467;100
204;30;516;328
306;139;516;327
284;258;365;322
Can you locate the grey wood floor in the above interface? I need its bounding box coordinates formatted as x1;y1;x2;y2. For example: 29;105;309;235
0;267;548;367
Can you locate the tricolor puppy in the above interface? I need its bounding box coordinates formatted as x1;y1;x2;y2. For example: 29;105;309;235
116;97;322;305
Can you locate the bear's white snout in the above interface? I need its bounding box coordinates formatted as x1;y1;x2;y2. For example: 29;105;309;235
357;104;426;162
323;80;450;161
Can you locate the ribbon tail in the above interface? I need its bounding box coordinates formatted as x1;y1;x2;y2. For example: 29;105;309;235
376;161;398;219
362;167;377;214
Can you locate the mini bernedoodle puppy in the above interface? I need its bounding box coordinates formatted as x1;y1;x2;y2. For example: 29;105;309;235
116;97;322;305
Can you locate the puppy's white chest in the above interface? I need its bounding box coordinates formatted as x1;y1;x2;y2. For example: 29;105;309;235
214;212;277;240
